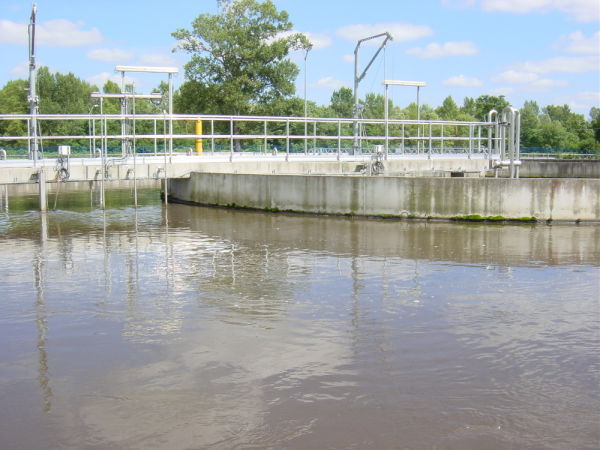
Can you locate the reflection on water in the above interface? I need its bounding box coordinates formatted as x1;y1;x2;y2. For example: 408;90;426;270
0;190;599;449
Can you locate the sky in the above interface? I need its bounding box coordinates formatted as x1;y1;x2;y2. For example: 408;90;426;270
0;0;599;116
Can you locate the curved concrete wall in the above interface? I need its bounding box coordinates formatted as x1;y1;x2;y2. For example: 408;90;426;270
169;173;600;222
520;159;600;178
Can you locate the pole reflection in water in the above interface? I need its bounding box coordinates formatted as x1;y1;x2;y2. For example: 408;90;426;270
0;198;598;449
34;212;52;413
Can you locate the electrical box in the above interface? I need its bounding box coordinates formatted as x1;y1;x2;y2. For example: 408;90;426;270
58;145;71;156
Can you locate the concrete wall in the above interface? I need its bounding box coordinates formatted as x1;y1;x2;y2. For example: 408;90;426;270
169;172;600;222
520;159;600;178
0;156;489;184
187;158;489;176
4;179;159;196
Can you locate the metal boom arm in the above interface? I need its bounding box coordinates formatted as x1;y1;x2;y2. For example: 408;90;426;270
353;32;392;153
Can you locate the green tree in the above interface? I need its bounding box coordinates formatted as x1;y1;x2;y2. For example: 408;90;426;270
172;0;311;115
0;79;29;143
330;87;354;118
591;107;600;143
460;97;476;119
520;100;541;148
436;96;458;120
474;95;510;120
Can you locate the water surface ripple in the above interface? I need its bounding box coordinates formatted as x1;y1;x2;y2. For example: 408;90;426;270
0;196;598;449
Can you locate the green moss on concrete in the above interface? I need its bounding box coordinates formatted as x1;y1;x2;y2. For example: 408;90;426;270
451;214;537;223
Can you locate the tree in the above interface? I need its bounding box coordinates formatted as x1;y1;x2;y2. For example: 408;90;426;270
172;0;311;116
591;107;600;143
0;79;29;141
473;95;510;120
330;87;353;118
520;100;541;148
436;96;458;120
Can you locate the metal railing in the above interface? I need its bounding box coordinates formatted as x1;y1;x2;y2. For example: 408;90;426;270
0;113;503;162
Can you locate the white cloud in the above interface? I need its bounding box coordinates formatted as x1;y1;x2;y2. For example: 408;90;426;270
9;61;29;77
512;55;599;74
0;18;103;46
575;90;600;103
486;87;514;96
406;41;478;58
312;77;348;89
87;48;133;62
303;32;332;50
557;31;600;54
481;0;600;22
553;91;600;112
337;22;433;44
529;78;568;89
492;70;569;92
342;54;354;63
492;70;539;83
138;53;177;67
442;75;483;87
87;72;137;89
441;0;477;6
273;30;331;50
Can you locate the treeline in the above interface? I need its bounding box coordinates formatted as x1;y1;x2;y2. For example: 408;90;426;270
0;68;599;153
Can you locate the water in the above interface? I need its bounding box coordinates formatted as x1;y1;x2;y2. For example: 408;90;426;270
0;189;598;449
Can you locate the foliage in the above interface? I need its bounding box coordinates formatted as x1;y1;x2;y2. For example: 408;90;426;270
329;87;353;118
461;94;510;120
0;63;598;153
172;0;311;115
0;79;29;140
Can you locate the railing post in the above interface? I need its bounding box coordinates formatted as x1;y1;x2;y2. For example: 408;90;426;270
264;120;267;155
285;119;290;162
468;124;473;159
337;120;341;161
211;120;215;155
401;123;405;154
229;117;233;162
428;123;432;156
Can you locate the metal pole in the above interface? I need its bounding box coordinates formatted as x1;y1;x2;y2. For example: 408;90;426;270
384;83;389;159
168;73;173;156
353;47;359;155
416;86;420;153
264;120;267;155
304;48;309;156
28;4;39;164
337;120;341;161
163;111;168;204
120;71;126;156
211;120;215;155
38;169;46;212
428;123;432;159
285;119;290;162
100;98;105;209
229;117;233;162
153;119;157;155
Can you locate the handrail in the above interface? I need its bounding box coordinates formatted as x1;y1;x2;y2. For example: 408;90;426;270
0;112;504;160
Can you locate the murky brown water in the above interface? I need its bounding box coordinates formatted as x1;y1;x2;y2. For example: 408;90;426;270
0;190;599;449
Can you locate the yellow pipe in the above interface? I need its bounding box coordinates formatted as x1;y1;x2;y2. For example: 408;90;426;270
195;120;203;154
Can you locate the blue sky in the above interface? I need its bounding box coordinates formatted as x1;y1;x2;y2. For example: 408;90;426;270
1;0;598;116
